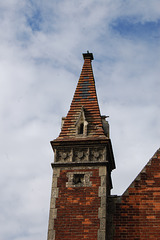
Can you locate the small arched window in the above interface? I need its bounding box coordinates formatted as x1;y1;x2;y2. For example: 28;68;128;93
75;106;88;136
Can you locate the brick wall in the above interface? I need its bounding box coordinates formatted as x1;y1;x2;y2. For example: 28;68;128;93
112;149;160;239
54;168;101;240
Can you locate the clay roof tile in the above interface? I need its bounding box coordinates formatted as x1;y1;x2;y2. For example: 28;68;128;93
56;52;107;141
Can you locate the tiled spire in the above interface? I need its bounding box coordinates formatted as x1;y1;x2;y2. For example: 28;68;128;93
56;52;107;141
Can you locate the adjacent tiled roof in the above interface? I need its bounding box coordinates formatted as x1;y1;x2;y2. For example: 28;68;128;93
56;52;107;141
123;148;160;196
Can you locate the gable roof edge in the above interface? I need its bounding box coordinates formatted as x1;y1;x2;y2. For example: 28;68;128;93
122;148;160;196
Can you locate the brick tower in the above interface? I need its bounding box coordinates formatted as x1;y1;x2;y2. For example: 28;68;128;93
47;52;115;240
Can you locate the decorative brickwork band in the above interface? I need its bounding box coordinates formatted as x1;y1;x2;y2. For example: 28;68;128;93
54;147;106;163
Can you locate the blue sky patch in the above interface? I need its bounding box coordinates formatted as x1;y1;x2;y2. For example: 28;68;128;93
111;18;160;41
26;7;43;31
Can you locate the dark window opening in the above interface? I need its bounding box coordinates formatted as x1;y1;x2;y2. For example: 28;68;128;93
73;174;84;185
78;123;84;134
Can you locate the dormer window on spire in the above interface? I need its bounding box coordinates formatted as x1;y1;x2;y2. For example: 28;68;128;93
75;106;88;136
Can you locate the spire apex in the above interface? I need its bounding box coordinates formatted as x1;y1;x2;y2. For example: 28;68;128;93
83;51;94;60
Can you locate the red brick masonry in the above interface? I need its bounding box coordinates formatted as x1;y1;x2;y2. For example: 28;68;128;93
54;168;101;240
112;149;160;239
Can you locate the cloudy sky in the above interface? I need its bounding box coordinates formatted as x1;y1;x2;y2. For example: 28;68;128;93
0;0;160;239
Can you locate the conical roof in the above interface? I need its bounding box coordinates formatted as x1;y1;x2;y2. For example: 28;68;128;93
56;52;107;141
